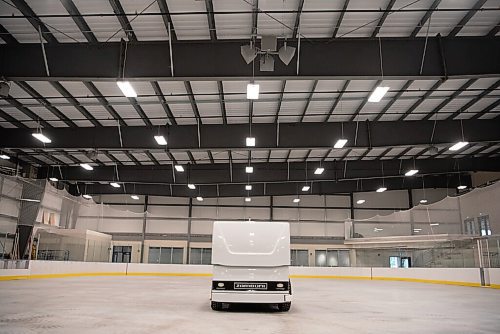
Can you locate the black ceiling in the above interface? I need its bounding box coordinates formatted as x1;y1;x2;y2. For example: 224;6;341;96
0;0;499;197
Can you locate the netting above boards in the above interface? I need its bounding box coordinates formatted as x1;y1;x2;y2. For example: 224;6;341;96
351;181;500;239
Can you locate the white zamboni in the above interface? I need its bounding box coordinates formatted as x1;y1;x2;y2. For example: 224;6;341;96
210;221;292;311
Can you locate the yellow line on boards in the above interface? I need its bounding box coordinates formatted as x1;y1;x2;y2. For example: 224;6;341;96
371;276;481;287
289;275;371;280
30;272;126;279
127;272;212;277
0;272;497;290
0;272;213;280
0;275;29;281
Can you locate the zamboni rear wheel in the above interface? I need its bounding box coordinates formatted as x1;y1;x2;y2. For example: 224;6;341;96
211;301;223;311
278;302;291;312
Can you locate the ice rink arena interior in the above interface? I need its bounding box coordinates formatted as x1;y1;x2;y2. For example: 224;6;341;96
0;0;500;333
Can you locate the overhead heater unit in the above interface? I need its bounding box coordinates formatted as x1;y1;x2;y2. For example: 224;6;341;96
240;36;296;72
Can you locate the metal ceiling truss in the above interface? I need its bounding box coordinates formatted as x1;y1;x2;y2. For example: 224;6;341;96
332;0;350;38
184;81;202;123
108;0;137;42
448;0;488;37
2;37;498;81
67;172;471;198
60;0;98;43
156;0;177;41
50;81;101;126
422;79;477;121
11;0;58;44
398;80;444;121
324;80;350;122
0;23;18;44
150;81;177;125
82;81;126;126
273;80;286;123
371;0;396;38
446;79;500;120
3;120;498;152
16;81;76;127
411;0;442;38
292;0;305;39
373;80;414;121
349;80;382;121
204;0;217;41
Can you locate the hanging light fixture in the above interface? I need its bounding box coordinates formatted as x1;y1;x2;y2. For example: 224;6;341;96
314;167;324;175
80;163;93;171
117;81;137;98
377;161;387;192
32;132;51;144
247;83;259;100
449;120;469;151
368;86;390;102
368;39;390;103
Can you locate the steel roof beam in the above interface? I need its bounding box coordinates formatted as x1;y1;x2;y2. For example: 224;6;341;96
2;120;499;151
42;157;494;188
2;37;498;80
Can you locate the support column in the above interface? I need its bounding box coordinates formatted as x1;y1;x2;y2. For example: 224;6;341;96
140;195;149;263
408;189;414;235
186;197;193;264
407;189;414;208
349;193;354;220
270;196;274;221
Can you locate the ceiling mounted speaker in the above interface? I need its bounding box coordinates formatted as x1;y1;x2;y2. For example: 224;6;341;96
0;81;10;98
260;54;275;72
261;35;277;51
428;146;439;155
85;150;99;161
278;44;296;65
241;44;257;64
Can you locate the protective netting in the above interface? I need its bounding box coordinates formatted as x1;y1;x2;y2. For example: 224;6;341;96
351;181;500;239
